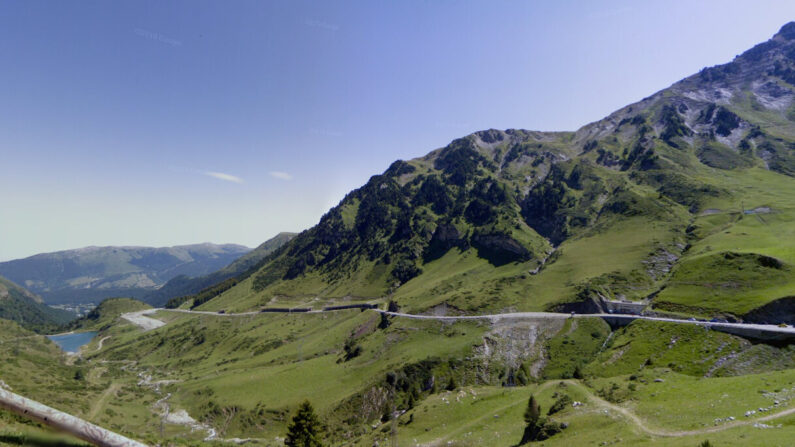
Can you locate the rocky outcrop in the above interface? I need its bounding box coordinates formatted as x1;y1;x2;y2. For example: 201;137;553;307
743;296;795;324
423;223;470;262
549;297;604;314
472;232;532;266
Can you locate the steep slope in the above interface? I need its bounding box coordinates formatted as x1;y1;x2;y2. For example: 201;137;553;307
198;23;795;321
143;232;296;306
68;297;151;331
0;243;251;304
0;275;74;331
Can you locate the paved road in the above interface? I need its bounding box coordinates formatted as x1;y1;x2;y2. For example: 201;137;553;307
381;310;795;340
120;309;166;331
120;307;795;339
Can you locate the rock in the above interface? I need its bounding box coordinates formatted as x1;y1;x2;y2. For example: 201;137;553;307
654;378;664;383
471;232;533;264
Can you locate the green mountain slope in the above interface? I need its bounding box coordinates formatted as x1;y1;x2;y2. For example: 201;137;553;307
0;243;251;305
143;232;296;306
200;24;795;322
0;275;74;331
68;297;151;331
31;23;795;447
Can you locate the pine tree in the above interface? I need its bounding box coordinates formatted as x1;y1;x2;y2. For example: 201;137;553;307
523;395;540;426
285;400;325;447
378;312;391;329
520;395;543;445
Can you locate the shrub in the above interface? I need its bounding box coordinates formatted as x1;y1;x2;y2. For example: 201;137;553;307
547;394;572;416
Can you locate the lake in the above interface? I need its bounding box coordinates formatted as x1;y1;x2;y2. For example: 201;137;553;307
47;331;97;353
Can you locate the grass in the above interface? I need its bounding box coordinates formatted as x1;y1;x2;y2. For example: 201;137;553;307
3;302;794;445
587;368;795;431
354;371;795;447
542;317;611;379
0;319;168;445
0;427;90;447
653;166;795;316
91;309;491;440
69;297;151;331
585;320;749;378
655;251;793;316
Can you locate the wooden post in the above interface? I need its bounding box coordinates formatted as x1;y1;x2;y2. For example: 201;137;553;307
0;387;148;447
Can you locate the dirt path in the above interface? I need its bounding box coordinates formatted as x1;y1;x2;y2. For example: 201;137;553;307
565;380;795;437
89;383;120;420
94;336;111;352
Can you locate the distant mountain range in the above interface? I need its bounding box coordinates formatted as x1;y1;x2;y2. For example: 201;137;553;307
0;243;252;304
0;275;73;331
143;233;297;306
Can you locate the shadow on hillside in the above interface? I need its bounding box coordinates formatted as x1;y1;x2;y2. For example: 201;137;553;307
0;433;88;447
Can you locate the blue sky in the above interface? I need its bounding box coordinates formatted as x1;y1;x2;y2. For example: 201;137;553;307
1;0;794;261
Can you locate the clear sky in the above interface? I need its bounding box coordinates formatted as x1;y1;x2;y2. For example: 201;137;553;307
1;0;794;261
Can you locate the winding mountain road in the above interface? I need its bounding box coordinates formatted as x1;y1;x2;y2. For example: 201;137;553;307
120;307;795;340
112;307;795;441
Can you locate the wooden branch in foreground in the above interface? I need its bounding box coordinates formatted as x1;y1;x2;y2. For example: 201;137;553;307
0;387;148;447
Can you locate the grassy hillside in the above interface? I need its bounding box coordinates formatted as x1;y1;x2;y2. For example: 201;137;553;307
76;308;795;445
4;21;795;447
0;275;74;332
0;319;161;446
189;25;795;321
68;297;151;331
145;232;296;307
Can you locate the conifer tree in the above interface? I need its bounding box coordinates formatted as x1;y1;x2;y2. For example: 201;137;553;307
520;394;543;444
524;395;540;426
285;400;325;447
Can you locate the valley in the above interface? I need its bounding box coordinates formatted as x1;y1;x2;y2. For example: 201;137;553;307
2;14;795;447
3;302;795;446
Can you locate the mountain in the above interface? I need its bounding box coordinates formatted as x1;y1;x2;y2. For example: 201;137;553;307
0;243;251;305
6;23;795;447
68;297;151;331
200;23;795;322
143;232;297;306
0;275;74;331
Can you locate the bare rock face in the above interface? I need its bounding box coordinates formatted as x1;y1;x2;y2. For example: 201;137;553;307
433;223;466;249
472;232;533;266
423;223;469;262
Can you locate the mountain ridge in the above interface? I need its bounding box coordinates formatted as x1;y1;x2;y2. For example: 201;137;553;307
0;275;74;331
195;23;795;322
0;243;252;304
143;232;297;306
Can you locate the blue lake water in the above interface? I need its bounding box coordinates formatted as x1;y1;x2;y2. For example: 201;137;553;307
47;331;98;353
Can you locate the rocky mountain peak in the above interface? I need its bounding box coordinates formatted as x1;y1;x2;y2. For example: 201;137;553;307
774;21;795;41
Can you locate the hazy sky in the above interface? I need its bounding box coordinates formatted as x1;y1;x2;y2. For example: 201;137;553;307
2;0;794;261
